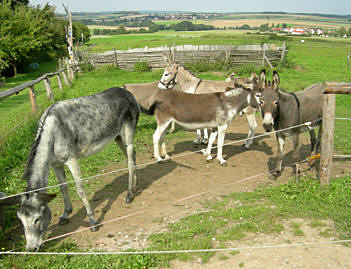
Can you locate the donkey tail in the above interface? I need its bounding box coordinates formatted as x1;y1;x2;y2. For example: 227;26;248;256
139;101;159;116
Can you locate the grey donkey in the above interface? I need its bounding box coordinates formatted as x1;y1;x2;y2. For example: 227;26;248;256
0;87;140;251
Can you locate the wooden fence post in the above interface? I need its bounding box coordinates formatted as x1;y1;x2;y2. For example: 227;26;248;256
61;70;70;86
0;192;6;232
114;48;118;67
280;41;286;62
43;77;54;101
28;85;37;113
319;85;335;186
56;74;63;91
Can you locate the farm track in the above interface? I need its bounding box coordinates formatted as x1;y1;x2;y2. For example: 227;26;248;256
5;116;351;267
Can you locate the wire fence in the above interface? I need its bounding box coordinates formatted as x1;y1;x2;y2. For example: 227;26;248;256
1;117;350;255
0;119;320;201
2;239;351;256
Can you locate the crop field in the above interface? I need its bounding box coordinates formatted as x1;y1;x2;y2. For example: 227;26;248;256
1;31;351;268
210;13;351;29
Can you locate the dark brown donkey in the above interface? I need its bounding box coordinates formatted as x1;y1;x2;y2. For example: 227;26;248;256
259;70;323;179
147;81;261;166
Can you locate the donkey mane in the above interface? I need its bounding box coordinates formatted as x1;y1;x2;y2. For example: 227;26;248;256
178;65;198;77
22;105;56;182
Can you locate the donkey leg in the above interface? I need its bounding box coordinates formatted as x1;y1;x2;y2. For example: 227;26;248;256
52;164;73;225
194;129;202;144
65;159;98;231
168;121;176;133
201;128;217;162
115;133;137;204
216;124;228;166
308;129;317;169
242;107;257;149
160;129;170;160
271;134;285;179
153;121;170;162
292;134;301;176
202;129;209;144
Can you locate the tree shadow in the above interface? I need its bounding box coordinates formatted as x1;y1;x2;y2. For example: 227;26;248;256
45;159;192;248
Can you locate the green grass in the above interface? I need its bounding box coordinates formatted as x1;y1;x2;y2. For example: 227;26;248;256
0;31;351;268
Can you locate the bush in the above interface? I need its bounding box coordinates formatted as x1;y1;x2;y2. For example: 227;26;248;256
185;58;230;73
133;61;151;72
79;63;95;73
276;55;297;71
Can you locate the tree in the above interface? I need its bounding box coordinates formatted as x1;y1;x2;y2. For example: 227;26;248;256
339;26;347;36
73;22;91;44
9;0;29;9
173;21;195;31
259;23;269;32
0;2;66;76
239;24;251;30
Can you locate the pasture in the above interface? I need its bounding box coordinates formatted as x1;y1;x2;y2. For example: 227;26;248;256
0;32;351;268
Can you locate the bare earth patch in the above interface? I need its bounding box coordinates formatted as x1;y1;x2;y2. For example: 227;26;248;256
7;116;351;266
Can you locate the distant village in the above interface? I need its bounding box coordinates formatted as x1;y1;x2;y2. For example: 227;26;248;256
271;27;346;37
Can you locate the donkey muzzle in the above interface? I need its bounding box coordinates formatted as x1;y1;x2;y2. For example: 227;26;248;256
262;113;274;132
263;123;273;132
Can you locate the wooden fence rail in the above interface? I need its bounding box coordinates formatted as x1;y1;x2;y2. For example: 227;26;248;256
319;82;351;186
77;43;287;70
0;59;81;113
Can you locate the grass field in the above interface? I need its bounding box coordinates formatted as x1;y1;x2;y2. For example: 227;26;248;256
0;31;351;268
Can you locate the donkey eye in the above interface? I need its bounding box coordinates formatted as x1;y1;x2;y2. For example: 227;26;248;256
34;218;40;226
260;100;264;105
273;101;279;106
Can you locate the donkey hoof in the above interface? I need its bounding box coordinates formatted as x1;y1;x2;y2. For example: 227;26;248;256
206;157;213;163
269;174;277;180
201;139;208;145
269;171;280;180
90;225;99;232
58;217;69;225
219;161;227;166
241;144;250;150
125;193;134;204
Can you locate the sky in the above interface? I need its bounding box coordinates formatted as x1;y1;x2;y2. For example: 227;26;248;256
29;0;351;15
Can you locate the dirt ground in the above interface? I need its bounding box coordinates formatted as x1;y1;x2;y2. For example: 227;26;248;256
7;116;351;267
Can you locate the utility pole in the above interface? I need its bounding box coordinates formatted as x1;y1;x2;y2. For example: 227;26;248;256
62;4;74;63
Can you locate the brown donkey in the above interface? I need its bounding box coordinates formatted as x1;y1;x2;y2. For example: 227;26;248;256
158;63;259;148
147;79;262;165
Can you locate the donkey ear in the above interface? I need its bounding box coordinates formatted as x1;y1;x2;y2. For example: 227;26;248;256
259;69;266;88
0;193;21;206
38;193;56;204
272;71;280;90
250;72;259;83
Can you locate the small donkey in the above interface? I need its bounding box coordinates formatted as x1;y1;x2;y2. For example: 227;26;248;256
147;77;263;165
0;87;140;251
